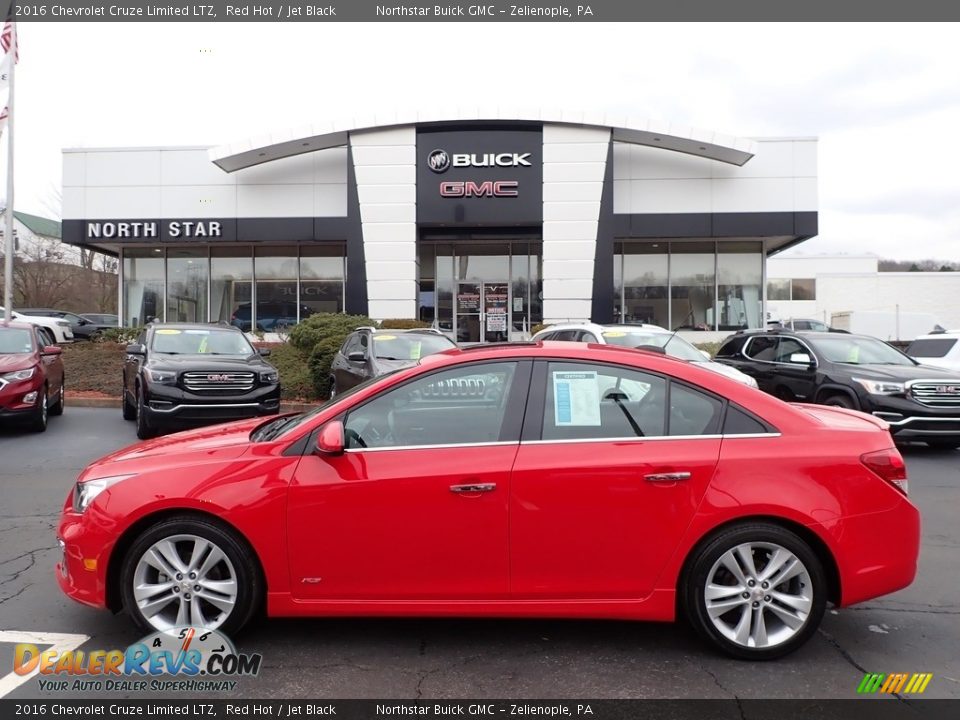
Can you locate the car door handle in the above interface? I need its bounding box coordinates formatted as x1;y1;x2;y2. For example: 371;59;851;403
644;472;692;483
450;483;497;494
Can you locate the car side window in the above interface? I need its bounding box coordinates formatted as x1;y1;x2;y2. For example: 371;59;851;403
669;383;723;436
744;336;778;362
341;333;362;356
580;332;598;343
343;362;518;449
34;328;48;348
553;330;580;341
542;362;667;440
775;338;809;363
723;406;771;435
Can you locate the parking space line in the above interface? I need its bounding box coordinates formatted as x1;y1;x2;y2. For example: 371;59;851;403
0;631;90;698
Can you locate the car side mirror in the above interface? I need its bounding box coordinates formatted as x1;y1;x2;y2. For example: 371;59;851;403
41;346;62;356
258;347;271;357
314;421;345;456
789;352;813;366
347;351;367;362
700;349;712;360
126;343;146;356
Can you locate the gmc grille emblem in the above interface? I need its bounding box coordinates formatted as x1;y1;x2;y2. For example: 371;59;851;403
207;374;231;382
935;385;960;394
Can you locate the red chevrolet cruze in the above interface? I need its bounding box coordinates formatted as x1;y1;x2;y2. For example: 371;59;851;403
57;342;919;659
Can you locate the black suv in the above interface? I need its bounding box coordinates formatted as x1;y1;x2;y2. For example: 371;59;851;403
122;323;281;439
329;328;456;396
715;329;960;448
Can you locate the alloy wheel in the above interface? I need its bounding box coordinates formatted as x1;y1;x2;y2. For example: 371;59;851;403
131;534;239;631
703;541;813;649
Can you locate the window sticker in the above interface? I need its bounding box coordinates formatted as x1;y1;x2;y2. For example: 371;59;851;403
602;331;626;338
154;329;181;335
553;371;601;427
377;335;397;341
409;342;422;360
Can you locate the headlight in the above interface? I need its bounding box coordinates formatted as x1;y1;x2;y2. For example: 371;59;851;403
1;367;36;382
852;377;905;395
73;474;136;513
260;371;279;384
147;369;177;384
57;321;70;328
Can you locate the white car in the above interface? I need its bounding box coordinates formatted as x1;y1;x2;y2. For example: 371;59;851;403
905;330;960;372
532;323;759;389
0;307;74;344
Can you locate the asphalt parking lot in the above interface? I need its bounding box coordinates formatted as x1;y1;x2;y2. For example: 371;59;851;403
1;407;958;700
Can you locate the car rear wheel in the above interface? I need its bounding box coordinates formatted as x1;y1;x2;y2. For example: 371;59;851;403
49;376;65;416
120;516;261;636
30;384;49;432
684;523;826;660
135;384;156;440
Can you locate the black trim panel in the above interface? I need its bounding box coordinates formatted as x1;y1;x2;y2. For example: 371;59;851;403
612;211;817;241
590;137;616;324
344;144;369;315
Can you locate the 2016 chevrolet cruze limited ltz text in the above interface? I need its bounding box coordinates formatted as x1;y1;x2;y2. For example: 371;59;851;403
57;342;920;659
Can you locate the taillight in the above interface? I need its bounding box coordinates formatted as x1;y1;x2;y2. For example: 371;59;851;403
860;448;909;496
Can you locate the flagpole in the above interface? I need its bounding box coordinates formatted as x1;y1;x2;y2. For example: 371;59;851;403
2;18;12;321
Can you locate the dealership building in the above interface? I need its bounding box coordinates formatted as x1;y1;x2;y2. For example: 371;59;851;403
61;111;818;341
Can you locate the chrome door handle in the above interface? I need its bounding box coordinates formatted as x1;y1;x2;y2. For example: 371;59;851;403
450;483;496;494
644;472;692;483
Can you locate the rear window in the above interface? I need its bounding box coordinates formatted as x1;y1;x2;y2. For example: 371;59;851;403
907;338;957;358
716;336;747;358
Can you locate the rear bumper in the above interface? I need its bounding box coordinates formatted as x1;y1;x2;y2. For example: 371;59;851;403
832;498;921;607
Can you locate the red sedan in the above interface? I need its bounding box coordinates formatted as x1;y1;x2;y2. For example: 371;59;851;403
56;342;919;659
0;321;65;432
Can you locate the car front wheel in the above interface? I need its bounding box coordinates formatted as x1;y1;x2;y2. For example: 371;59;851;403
49;376;65;416
120;516;261;636
684;523;826;660
135;384;156;440
31;383;49;432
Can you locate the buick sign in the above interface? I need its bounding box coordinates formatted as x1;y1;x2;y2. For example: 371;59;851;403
427;149;451;173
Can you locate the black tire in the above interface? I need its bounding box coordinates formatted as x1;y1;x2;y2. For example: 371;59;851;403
122;387;136;420
119;515;262;637
135;383;156;440
30;383;49;433
926;439;960;451
683;522;827;660
49;376;65;416
822;393;856;410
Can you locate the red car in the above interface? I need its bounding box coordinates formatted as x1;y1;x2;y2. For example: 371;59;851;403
0;321;65;432
56;342;919;659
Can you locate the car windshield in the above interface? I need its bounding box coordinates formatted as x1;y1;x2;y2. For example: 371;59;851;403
813;336;917;366
372;333;454;361
600;329;705;362
0;328;34;354
151;328;254;355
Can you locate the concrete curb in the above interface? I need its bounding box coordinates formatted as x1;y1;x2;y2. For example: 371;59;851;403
66;397;319;413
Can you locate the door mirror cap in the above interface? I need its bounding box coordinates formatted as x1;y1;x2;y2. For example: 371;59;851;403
315;421;345;456
41;345;62;356
700;349;712;360
347;351;367;362
126;343;146;356
257;347;272;357
789;352;813;365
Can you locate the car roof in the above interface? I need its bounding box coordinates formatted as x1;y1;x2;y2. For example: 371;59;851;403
148;322;242;331
912;331;960;339
736;329;879;342
534;322;668;334
0;320;39;331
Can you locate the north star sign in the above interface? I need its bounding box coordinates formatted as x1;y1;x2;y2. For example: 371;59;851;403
86;221;223;239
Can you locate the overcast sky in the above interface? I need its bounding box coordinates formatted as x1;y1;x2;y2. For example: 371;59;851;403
6;22;960;260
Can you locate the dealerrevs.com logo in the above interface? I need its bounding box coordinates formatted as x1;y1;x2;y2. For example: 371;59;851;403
15;626;262;693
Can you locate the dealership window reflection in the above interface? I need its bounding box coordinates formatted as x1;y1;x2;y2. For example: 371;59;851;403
123;248;164;327
300;245;346;319
211;247;253;328
165;248;208;323
254;246;299;331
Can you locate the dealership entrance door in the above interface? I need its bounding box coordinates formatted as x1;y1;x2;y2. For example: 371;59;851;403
418;231;543;343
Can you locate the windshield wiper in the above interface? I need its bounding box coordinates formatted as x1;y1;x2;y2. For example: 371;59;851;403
375;355;402;360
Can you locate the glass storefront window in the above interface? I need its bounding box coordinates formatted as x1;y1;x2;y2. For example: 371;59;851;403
622;243;669;327
510;244;529;334
123;248;164;327
300;245;345;319
165;247;208;323
254;246;299;331
767;278;791;301
718;242;762;330
670;242;716;331
791;278;816;300
211;247;253;329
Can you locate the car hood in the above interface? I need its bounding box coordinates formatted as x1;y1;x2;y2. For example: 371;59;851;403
148;354;272;372
80;417;264;479
692;360;757;386
837;363;960;381
0;353;35;373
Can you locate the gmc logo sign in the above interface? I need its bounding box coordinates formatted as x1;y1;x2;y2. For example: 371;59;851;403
439;181;519;198
207;374;231;382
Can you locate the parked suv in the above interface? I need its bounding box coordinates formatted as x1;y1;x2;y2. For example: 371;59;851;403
122;323;281;439
18;308;111;340
329;328;457;396
906;330;960;372
0;321;65;432
715;329;960;448
532;323;759;388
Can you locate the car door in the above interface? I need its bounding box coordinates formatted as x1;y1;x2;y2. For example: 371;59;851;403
287;360;531;600
739;335;780;392
34;327;63;398
509;360;722;599
334;333;370;391
123;330;148;402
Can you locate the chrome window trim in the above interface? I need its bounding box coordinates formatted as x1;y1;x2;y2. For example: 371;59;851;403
345;440;518;453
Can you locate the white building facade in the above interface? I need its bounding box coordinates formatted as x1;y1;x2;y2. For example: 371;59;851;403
61;112;818;341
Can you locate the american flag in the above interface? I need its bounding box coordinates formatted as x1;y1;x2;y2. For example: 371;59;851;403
1;7;17;63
